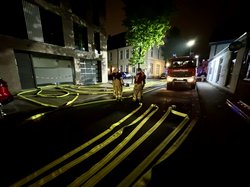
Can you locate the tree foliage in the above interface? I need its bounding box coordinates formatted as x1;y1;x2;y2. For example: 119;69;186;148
122;0;174;66
126;17;170;66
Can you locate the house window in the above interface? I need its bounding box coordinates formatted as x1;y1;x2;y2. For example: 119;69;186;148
226;51;237;87
132;66;136;73
40;7;64;46
0;1;27;39
73;23;88;51
216;58;223;83
151;48;153;57
126;49;129;59
120;50;123;60
94;32;100;54
156;64;160;76
150;63;153;74
23;0;43;42
125;65;129;72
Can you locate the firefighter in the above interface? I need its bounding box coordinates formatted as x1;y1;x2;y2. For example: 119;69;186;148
132;68;144;103
112;68;124;101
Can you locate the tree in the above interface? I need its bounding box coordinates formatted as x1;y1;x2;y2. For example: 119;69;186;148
125;17;170;66
122;0;174;67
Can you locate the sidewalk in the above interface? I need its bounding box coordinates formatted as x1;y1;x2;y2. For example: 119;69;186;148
148;81;250;186
188;81;249;184
196;81;249;123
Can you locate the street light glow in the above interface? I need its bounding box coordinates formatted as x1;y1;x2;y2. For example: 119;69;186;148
187;39;196;56
187;40;195;47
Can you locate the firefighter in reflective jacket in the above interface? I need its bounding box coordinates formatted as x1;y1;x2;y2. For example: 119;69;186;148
112;68;124;101
132;68;144;102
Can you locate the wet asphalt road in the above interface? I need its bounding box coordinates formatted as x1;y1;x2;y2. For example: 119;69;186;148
0;81;249;186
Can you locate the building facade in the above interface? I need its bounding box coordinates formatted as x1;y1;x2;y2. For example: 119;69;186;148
0;0;108;94
107;33;166;78
207;32;250;104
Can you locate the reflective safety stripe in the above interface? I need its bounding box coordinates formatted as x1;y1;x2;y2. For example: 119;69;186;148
133;118;197;186
69;104;159;187
11;103;145;187
118;111;193;187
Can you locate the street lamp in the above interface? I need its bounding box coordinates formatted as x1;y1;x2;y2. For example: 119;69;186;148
186;40;195;56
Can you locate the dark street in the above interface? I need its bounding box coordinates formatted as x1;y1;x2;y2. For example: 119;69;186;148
0;80;249;186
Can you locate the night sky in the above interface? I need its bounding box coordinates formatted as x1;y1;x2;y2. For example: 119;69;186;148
105;0;249;59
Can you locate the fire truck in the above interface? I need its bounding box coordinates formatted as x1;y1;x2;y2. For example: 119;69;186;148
166;56;197;90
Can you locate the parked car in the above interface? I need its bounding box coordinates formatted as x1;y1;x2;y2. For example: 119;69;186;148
0;78;13;104
121;72;132;79
160;72;167;79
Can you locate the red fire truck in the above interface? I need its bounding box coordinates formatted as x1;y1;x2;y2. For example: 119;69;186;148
166;56;197;90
